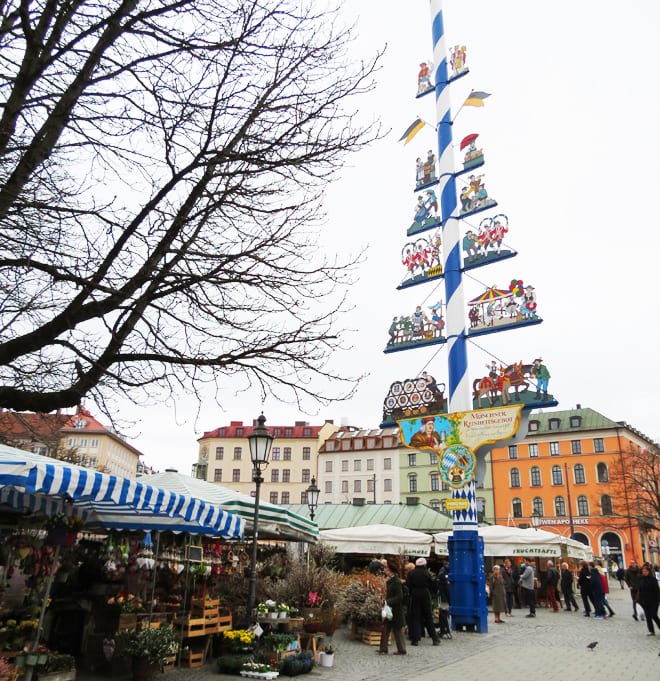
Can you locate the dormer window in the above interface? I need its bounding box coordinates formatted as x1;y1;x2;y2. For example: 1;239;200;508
528;420;539;432
569;416;582;428
549;418;561;430
74;418;87;429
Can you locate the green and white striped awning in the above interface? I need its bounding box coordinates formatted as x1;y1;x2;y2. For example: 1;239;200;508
148;471;318;543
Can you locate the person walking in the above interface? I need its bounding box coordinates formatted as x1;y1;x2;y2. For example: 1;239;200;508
637;563;660;636
578;560;593;617
519;560;536;617
502;558;517;617
378;557;407;655
615;565;625;589
490;565;506;624
625;559;641;620
589;561;607;619
545;560;560;612
405;557;440;646
560;562;579;612
596;561;615;617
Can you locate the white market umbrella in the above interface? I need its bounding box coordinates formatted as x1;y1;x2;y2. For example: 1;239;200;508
319;523;433;557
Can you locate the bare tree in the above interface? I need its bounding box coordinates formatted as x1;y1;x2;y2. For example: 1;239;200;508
610;443;660;532
0;0;380;417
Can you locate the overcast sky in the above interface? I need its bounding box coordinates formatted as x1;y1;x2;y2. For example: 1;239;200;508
110;1;660;472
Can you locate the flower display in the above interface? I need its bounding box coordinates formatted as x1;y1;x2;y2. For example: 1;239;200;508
115;625;178;666
45;514;83;531
107;593;144;613
222;629;256;646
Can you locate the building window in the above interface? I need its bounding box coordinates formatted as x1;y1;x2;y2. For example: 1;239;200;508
571;440;582;455
529;443;539;458
354;460;361;472
367;438;375;449
341;480;348;493
408;453;417;467
90;438;99;448
530;466;541;487
233;447;242;460
80;438;88;447
367;477;375;493
341;440;351;451
269;491;278;504
384;458;392;471
354;480;361;493
510;468;521;488
271;470;279;483
367;458;374;471
285;428;293;437
549;418;561;430
528;420;539;432
354;439;363;449
577;495;589;516
533;497;544;516
597;462;609;482
442;481;450;492
283;447;292;460
302;447;311;460
430;500;441;511
302;469;310;483
281;492;290;504
593;438;604;453
325;442;335;452
429;452;438;465
271;447;281;460
569;416;582;428
554;496;566;516
341;460;349;472
601;494;613;515
408;474;417;493
384;478;392;491
68;438;75;447
508;445;518;460
303;427;311;437
301;491;308;504
550;441;560;456
282;469;291;483
574;464;586;484
232;469;240;482
512;498;523;518
324;480;332;494
88;456;97;468
215;447;224;460
551;465;563;485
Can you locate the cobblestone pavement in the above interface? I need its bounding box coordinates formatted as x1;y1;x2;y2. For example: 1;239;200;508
87;585;658;681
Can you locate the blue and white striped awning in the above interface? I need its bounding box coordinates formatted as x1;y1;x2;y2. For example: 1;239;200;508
0;445;244;538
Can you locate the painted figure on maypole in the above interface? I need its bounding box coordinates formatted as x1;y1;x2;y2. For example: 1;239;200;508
381;0;557;633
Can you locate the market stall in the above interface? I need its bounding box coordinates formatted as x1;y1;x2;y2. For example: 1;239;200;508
318;524;433;557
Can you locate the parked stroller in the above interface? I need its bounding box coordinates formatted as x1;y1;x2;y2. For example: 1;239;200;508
437;607;452;640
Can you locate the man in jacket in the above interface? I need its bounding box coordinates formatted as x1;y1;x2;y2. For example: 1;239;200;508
560;562;579;611
545;560;560;612
578;560;593;616
625;559;641;620
519;561;536;617
406;557;440;646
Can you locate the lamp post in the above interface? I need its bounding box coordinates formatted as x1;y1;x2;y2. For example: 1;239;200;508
306;476;320;521
247;413;274;619
531;510;541;531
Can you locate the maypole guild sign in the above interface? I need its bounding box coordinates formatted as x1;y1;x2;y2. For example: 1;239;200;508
398;405;523;489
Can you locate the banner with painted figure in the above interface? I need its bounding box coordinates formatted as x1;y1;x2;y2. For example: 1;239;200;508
398;405;523;489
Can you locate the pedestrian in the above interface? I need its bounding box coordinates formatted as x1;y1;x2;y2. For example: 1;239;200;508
519;560;536;617
615;565;625;589
625;559;641;620
436;561;450;605
560;562;579;612
578;560;593;617
369;555;386;576
490;565;506;623
378;557;407;655
545;560;560;612
405;557;440;646
596;561;615;617
589;561;607;619
637;563;660;635
502;558;517;616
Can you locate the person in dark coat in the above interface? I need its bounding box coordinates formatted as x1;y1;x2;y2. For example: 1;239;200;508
577;560;593;616
436;562;450;605
588;561;607;618
560;562;579;611
378;557;407;654
637;563;660;635
625;559;641;620
406;557;440;646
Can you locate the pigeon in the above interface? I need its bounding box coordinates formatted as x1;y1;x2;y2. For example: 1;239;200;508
586;641;598;650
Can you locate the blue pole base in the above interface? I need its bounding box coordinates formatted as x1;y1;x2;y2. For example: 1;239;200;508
448;530;488;633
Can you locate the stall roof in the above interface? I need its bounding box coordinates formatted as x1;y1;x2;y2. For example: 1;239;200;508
284;503;452;533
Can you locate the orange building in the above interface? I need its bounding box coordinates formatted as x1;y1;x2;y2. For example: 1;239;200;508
490;406;657;568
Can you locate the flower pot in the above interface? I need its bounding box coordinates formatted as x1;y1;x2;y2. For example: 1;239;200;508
268;612;278;619
321;653;334;668
278;611;287;619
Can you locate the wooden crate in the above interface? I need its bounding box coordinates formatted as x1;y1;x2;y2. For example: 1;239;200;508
217;611;232;632
175;616;206;637
191;598;219;615
361;628;389;646
180;648;205;669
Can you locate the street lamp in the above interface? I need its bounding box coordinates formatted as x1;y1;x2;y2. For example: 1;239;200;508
306;476;320;521
247;413;274;619
531;509;541;531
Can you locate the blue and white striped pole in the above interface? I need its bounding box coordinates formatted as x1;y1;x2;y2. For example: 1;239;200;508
430;0;487;632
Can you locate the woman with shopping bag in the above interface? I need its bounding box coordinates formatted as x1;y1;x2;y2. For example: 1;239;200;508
377;557;407;655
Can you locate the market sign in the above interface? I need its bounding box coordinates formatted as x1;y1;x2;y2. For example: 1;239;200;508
445;498;470;511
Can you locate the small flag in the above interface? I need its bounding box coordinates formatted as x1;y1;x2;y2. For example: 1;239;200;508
398;117;426;145
464;91;491;107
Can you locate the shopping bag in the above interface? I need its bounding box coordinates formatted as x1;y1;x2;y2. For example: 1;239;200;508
382;603;393;621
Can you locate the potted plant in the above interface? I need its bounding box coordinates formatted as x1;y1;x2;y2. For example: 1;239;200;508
321;645;334;668
256;602;269;617
115;625;178;681
276;603;290;619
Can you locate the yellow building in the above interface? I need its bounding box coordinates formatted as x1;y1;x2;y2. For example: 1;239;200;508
195;419;338;504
